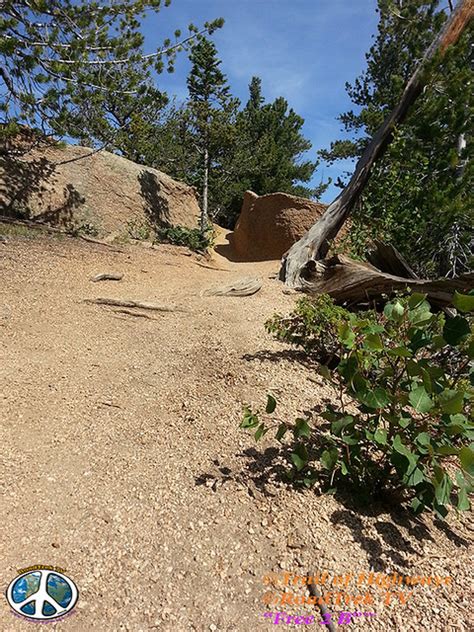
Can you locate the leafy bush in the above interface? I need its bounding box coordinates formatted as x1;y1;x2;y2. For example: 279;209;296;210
67;221;99;237
241;292;474;517
155;225;213;252
267;294;360;362
127;218;152;241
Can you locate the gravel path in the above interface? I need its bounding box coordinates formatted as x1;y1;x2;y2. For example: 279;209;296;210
0;235;472;631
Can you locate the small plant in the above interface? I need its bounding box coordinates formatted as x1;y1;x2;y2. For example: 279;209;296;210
266;294;354;361
155;224;213;252
67;221;99;237
127;218;152;241
241;292;474;517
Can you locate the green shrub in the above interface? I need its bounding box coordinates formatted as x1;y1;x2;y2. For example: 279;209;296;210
127;218;152;241
266;294;356;361
67;221;99;237
155;225;213;252
241;292;474;517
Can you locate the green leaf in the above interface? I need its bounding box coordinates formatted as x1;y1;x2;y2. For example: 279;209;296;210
443;316;471;346
360;387;391;409
387;346;412;358
341;434;359;445
456;471;470;511
408;293;428;309
434;444;459;456
384;300;404;321
433;470;452;506
399;416;412;429
452;291;474;313
318;365;332;380
276;423;288;442
409;386;434;412
364;333;383;351
415;432;431;447
374;428;388;445
468;340;474;360
240;407;259;429
291;443;309;471
459;446;474;476
392;434;418;469
439;390;464;415
411;497;424;513
407;360;423;376
265;394;277;414
255;423;268;441
407;466;425;487
331;415;355;435
320;447;339;470
294;418;311;439
338;322;355;348
409;309;433;326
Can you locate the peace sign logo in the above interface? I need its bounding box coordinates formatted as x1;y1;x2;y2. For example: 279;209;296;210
6;567;79;621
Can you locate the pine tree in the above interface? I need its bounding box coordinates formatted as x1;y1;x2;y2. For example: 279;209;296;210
186;37;237;232
319;0;472;277
215;77;325;225
0;1;223;151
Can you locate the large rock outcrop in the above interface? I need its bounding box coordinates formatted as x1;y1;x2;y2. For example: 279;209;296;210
230;191;328;261
0;142;200;236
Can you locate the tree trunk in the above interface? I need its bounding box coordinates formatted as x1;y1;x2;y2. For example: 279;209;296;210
280;0;473;287
201;146;209;233
299;254;474;308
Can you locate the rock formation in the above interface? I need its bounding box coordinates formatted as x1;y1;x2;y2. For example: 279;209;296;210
230;191;328;261
0;142;200;237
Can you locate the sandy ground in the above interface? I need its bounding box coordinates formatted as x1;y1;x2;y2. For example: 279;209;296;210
0;233;472;632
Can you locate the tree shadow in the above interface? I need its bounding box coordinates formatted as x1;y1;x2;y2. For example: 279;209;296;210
197;444;470;570
330;493;469;571
196;446;301;498
1;154;85;226
35;183;85;226
0;155;55;218
138;169;171;226
242;348;321;370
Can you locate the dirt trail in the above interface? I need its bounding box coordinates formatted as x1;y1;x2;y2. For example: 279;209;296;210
0;235;472;632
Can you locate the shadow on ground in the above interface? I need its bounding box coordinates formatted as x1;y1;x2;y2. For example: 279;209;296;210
197;445;470;571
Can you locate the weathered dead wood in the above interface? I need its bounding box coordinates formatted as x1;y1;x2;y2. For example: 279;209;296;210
84;297;185;312
366;240;418;279
203;277;263;297
280;0;473;287
90;273;124;282
111;308;158;320
301;255;474;307
193;261;231;272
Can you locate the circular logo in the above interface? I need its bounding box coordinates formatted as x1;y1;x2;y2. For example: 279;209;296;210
6;568;79;621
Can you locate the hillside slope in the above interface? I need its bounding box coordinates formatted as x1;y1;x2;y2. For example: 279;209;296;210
0;235;472;631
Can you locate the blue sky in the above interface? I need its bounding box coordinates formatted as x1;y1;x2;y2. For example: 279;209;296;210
141;0;379;202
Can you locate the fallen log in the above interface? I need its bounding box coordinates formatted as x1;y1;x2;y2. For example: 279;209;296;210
280;0;473;287
300;255;474;308
111;308;158;320
203;277;263;297
366;240;418;279
84;298;185;312
90;273;124;282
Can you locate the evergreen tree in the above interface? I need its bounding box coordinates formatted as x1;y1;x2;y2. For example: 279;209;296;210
215;77;326;226
0;1;223;150
186;37;237;232
319;0;472;277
